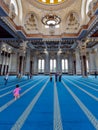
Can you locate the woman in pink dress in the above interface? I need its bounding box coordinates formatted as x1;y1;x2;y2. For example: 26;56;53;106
13;85;21;100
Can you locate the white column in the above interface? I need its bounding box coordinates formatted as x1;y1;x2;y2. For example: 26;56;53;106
21;56;25;75
33;52;38;74
68;52;73;74
0;47;1;64
45;52;49;74
10;52;17;74
1;51;6;75
95;49;98;72
57;52;61;73
75;49;81;74
5;52;9;74
0;47;2;75
25;49;30;73
78;40;87;76
89;50;96;74
19;41;27;75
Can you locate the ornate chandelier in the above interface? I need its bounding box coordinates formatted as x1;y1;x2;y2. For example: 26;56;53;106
41;14;61;27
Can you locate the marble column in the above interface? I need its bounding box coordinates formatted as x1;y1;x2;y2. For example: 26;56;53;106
45;52;49;74
4;52;9;74
0;46;2;75
75;48;81;75
68;52;73;75
79;41;87;77
94;49;98;72
1;50;6;75
57;52;61;73
17;52;19;74
25;49;30;74
33;52;38;75
88;50;96;74
8;52;11;74
18;41;27;75
18;55;25;75
21;56;25;75
0;47;1;65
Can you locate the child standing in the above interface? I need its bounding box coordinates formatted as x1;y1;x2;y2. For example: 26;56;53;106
13;85;21;100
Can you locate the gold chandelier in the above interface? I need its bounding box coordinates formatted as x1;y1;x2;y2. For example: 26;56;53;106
41;14;61;27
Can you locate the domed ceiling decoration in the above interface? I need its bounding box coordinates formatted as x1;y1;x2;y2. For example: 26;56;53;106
87;0;98;18
27;0;76;10
65;12;80;33
9;3;16;20
24;13;38;33
38;0;64;4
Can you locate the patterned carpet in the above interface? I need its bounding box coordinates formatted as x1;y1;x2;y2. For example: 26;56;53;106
0;75;98;130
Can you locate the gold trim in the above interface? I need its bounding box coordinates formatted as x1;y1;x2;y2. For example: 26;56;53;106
38;0;64;5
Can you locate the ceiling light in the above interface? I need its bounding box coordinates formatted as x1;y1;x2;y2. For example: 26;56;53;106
55;25;60;28
42;0;46;2
50;0;54;3
41;14;61;27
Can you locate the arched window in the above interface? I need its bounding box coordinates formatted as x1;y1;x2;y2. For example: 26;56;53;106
38;59;45;73
50;59;56;72
62;59;68;72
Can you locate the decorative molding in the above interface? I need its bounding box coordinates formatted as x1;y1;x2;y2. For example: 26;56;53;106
27;0;75;11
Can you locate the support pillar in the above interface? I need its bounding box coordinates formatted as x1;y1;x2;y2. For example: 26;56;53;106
57;52;61;73
45;52;49;74
79;41;87;77
75;48;81;75
33;52;38;75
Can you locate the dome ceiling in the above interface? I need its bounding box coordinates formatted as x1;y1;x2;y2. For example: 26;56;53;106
27;0;76;10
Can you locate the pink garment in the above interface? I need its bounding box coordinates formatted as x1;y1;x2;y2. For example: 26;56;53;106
13;88;21;96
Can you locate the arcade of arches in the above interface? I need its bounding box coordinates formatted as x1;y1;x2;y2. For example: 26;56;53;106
0;0;98;77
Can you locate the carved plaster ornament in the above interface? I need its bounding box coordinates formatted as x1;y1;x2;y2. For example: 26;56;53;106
87;0;98;18
3;0;10;5
65;13;80;33
10;3;16;20
68;13;79;27
3;0;10;11
24;13;38;32
87;1;93;18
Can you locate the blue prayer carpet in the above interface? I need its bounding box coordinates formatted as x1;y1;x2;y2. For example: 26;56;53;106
0;75;98;130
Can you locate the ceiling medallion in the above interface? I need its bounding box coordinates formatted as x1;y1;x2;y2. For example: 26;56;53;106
41;14;61;27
